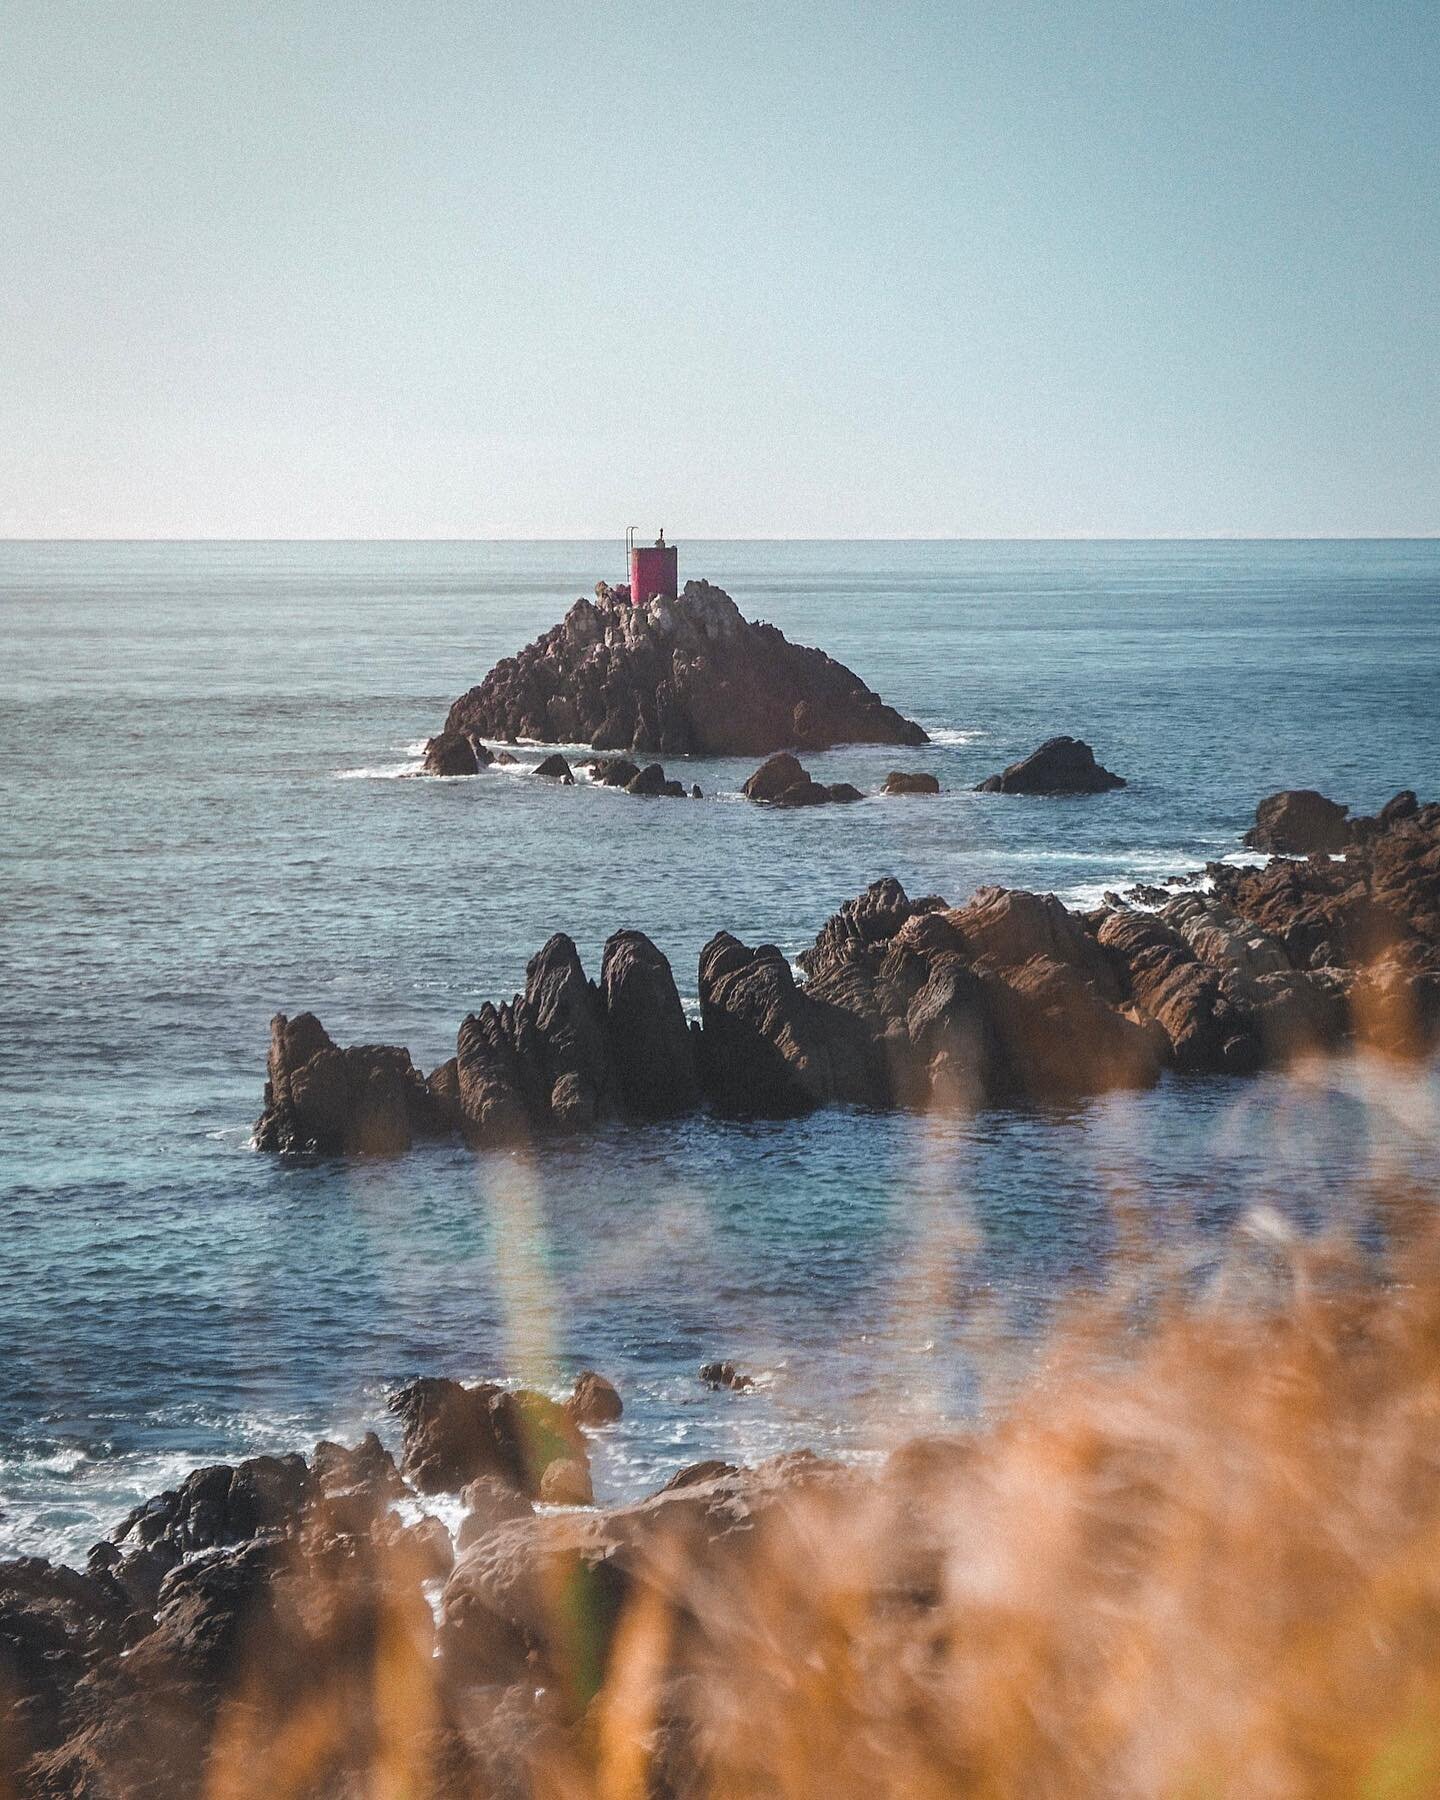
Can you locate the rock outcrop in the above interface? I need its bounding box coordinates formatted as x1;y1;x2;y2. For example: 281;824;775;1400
1243;789;1352;854
256;793;1440;1154
421;730;492;776
599;930;701;1119
253;1013;448;1155
882;769;940;795
976;736;1126;794
565;1370;623;1427
742;752;865;807
389;1377;587;1498
443;581;928;756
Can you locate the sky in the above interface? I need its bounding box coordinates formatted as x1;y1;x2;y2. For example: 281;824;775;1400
2;0;1436;538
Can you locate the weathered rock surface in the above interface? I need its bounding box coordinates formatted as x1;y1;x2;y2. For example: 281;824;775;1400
257;793;1440;1155
599;931;700;1119
389;1377;587;1499
565;1370;623;1427
253;1012;447;1155
976;736;1126;794
443;581;927;756
1243;788;1351;854
882;769;940;795
2;1418;610;1798
696;932;888;1115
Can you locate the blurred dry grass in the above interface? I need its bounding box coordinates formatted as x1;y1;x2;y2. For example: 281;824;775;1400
184;1202;1440;1800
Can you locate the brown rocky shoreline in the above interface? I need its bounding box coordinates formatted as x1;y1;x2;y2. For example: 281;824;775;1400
254;787;1440;1157
11;1221;1440;1800
0;1365;855;1799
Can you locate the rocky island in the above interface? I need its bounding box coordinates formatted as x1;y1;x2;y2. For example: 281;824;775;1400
440;580;929;757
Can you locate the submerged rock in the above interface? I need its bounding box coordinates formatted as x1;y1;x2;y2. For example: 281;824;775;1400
443;580;928;756
699;1362;755;1392
976;736;1126;794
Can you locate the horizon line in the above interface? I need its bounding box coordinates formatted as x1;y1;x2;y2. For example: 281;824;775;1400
2;534;1437;546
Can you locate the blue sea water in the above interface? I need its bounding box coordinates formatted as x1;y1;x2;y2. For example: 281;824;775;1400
2;538;1438;1564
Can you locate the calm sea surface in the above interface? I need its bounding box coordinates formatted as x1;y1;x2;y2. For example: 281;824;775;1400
3;539;1438;1561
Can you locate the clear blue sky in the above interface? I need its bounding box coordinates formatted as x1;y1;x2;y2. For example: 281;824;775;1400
2;0;1436;537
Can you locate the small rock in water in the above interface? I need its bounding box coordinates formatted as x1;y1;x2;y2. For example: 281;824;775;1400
975;736;1126;794
565;1369;623;1426
742;752;807;802
422;730;486;776
882;769;940;795
626;762;686;798
742;754;864;806
533;753;574;783
700;1361;755;1392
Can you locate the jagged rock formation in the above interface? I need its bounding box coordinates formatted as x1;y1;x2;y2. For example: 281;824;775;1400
0;1370;637;1799
253;1013;450;1155
599;930;702;1118
254;791;1440;1153
976;735;1126;794
443;580;928;756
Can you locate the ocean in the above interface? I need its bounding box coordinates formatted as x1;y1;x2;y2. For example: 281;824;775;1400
3;538;1437;1565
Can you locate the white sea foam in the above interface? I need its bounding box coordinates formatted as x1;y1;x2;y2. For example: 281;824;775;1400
333;760;425;780
925;726;987;746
